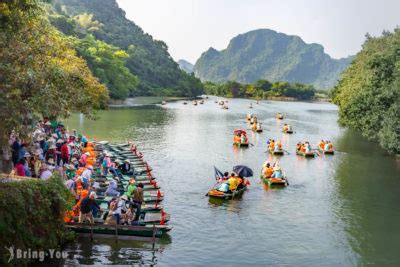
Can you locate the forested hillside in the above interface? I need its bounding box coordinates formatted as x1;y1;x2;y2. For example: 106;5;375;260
194;29;353;90
50;0;203;98
332;29;400;154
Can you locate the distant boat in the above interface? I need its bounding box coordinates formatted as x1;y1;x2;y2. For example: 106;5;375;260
200;100;204;104
193;100;198;106
161;101;166;105
183;101;188;105
222;105;229;110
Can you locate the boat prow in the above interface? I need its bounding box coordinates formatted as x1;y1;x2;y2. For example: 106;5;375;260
207;186;247;200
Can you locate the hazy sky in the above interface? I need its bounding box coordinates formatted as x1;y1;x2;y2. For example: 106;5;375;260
117;0;399;63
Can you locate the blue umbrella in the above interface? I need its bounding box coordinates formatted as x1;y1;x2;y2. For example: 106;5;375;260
233;165;253;177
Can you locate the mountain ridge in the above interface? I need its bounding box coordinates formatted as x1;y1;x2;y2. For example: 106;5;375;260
194;29;353;89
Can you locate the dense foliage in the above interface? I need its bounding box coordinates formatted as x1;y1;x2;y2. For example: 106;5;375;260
332;29;400;154
0;175;74;264
53;0;204;97
74;35;138;99
194;29;353;90
204;80;316;100
0;0;108;148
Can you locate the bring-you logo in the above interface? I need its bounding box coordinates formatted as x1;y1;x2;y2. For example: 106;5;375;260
4;246;68;263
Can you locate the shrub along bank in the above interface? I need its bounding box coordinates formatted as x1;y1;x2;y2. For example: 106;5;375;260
0;175;74;264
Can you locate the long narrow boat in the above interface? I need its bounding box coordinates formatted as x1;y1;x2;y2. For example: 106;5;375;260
260;176;288;187
282;130;293;134
66;222;172;239
233;142;249;147
207;186;247;200
318;147;334;155
252;129;263;133
296;150;315;157
269;148;284;155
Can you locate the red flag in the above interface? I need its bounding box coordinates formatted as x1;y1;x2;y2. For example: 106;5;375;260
160;212;165;225
153;181;157;189
157;189;161;199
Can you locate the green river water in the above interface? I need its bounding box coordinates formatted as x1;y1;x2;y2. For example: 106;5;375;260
61;97;400;266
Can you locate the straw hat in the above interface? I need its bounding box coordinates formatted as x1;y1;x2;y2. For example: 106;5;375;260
124;159;130;163
45;121;52;126
120;195;128;201
84;152;90;156
49;145;56;149
56;139;64;144
68;142;75;147
86;165;93;170
24;152;31;158
113;176;120;181
71;157;77;162
47;158;55;165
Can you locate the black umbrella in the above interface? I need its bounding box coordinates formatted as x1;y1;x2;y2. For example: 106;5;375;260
233;165;253;177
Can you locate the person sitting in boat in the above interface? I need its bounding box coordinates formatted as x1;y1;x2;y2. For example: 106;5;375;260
271;166;283;179
250;116;257;124
218;172;230;183
256;122;262;131
269;139;275;150
236;175;245;190
234;134;241;143
318;140;325;150
228;176;240;192
246;113;252;121
252;122;257;131
216;182;229;193
283;124;289;132
304;142;312;153
262;163;273;178
120;159;133;175
105;176;120;197
296;142;302;152
240;133;247;143
327;141;334;150
275;140;282;151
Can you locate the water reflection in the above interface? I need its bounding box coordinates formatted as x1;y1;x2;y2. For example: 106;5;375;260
333;130;400;266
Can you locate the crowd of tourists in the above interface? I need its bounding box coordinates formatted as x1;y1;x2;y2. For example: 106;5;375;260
8;119;145;226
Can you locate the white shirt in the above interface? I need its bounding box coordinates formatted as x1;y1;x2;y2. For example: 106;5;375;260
40;170;52;180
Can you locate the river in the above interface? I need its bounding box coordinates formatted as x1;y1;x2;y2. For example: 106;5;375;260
62;97;400;266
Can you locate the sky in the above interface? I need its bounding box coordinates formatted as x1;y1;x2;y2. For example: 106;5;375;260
117;0;400;63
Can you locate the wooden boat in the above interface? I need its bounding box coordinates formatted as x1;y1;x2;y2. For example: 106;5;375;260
260;176;288;187
183;101;188;105
276;113;284;120
282;130;293;134
222;106;229;109
193;101;198;105
318;147;334;155
66;222;171;239
199;100;204;104
296;150;315;157
269;148;284;155
233;142;249;147
252;129;263;133
161;101;166;105
207;186;247;200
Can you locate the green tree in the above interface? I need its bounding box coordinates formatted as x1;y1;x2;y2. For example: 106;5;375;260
0;0;109;170
332;28;400;154
74;34;138;99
